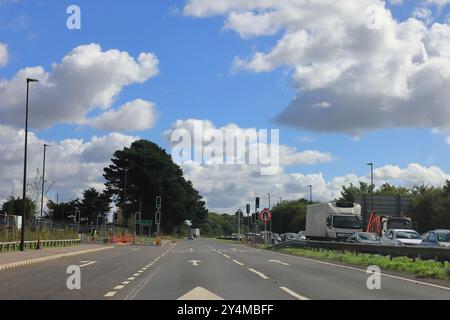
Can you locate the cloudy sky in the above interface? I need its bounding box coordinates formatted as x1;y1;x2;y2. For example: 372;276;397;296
0;0;449;214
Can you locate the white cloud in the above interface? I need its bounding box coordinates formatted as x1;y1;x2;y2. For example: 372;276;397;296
89;99;157;132
0;42;8;67
163;119;333;168
181;158;450;213
0;43;159;129
0;125;139;205
184;0;450;135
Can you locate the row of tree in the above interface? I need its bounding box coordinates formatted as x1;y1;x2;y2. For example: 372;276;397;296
1;140;209;234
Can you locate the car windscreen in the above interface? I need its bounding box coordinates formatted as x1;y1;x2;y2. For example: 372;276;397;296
395;231;421;240
437;233;450;242
387;218;412;230
333;216;362;229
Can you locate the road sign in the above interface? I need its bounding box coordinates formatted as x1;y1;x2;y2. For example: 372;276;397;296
259;209;272;224
141;220;152;227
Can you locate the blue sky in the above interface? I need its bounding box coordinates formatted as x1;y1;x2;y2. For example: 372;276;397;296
1;0;449;212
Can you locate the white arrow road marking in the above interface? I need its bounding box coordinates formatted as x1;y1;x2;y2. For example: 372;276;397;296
178;287;224;300
280;287;310;300
79;261;96;268
248;268;270;280
269;260;290;266
189;260;203;267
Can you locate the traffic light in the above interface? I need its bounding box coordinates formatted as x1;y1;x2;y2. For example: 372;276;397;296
246;204;251;214
251;213;257;225
155;211;161;225
156;196;162;210
256;197;260;210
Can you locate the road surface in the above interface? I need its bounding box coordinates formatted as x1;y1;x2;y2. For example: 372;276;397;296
0;239;449;300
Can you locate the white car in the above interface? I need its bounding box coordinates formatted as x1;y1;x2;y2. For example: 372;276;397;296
382;229;423;246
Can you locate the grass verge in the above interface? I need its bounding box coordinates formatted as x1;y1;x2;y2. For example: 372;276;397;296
275;247;450;280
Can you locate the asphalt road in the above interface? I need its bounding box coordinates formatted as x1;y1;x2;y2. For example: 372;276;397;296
0;239;449;300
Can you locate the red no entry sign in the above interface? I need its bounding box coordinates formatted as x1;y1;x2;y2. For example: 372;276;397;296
259;209;272;224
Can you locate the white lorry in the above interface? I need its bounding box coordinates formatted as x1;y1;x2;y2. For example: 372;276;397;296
306;202;363;242
190;228;200;238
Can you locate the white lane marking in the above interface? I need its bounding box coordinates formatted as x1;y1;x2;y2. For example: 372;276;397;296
223;254;231;259
114;285;125;290
132;249;140;252
142;267;148;270
280;287;310;300
271;251;450;292
269;259;290;266
233;260;245;266
79;261;96;268
178;287;224;300
122;281;130;285
104;292;117;297
248;268;269;280
128;277;135;281
133;273;140;277
189;260;202;267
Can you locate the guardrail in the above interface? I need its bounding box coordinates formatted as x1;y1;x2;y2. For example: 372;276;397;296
0;239;81;252
272;240;450;262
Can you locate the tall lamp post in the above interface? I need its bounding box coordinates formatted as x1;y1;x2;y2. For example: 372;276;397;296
21;78;39;252
367;163;374;231
308;185;313;203
267;193;271;234
40;144;50;220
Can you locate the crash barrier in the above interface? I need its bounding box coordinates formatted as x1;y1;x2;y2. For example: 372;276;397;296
272;240;450;262
0;239;81;252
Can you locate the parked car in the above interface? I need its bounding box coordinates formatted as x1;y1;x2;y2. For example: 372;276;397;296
421;230;450;248
188;234;195;240
382;229;423;246
271;233;282;244
284;233;298;241
297;231;306;240
347;232;382;245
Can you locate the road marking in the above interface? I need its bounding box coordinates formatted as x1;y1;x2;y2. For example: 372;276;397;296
122;281;130;285
248;268;269;280
269;260;290;266
114;285;125;290
280;287;310;300
178;287;224;300
128;277;135;281
223;254;231;259
189;260;202;267
104;292;117;297
233;260;245;266
79;261;96;268
133;273;140;277
131;248;140;252
269;251;450;292
138;270;144;273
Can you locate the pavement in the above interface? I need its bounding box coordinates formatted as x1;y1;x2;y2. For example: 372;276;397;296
0;239;449;300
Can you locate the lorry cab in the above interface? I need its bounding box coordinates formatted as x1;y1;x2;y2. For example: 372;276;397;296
306;202;363;242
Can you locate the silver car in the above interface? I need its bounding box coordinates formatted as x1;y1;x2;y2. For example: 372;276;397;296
421;230;450;248
382;229;423;246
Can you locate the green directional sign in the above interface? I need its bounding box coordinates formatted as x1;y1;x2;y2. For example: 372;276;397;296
141;220;153;227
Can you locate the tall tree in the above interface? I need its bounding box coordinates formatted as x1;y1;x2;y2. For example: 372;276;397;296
103;140;208;233
1;196;36;221
80;188;111;224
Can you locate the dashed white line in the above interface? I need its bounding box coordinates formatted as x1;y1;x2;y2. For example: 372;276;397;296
128;277;135;281
114;285;125;290
133;273;140;277
280;287;310;300
223;254;231;259
122;281;130;285
248;268;269;280
104;291;117;297
233;260;245;266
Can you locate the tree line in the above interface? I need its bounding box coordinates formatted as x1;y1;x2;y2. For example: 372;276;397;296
1;140;209;234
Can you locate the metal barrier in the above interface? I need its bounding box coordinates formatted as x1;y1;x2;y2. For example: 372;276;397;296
0;239;81;252
272;240;450;262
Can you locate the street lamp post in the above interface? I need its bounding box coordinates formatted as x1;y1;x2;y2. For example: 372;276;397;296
40;144;50;220
308;185;313;203
367;163;374;213
268;193;271;235
20;78;39;252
